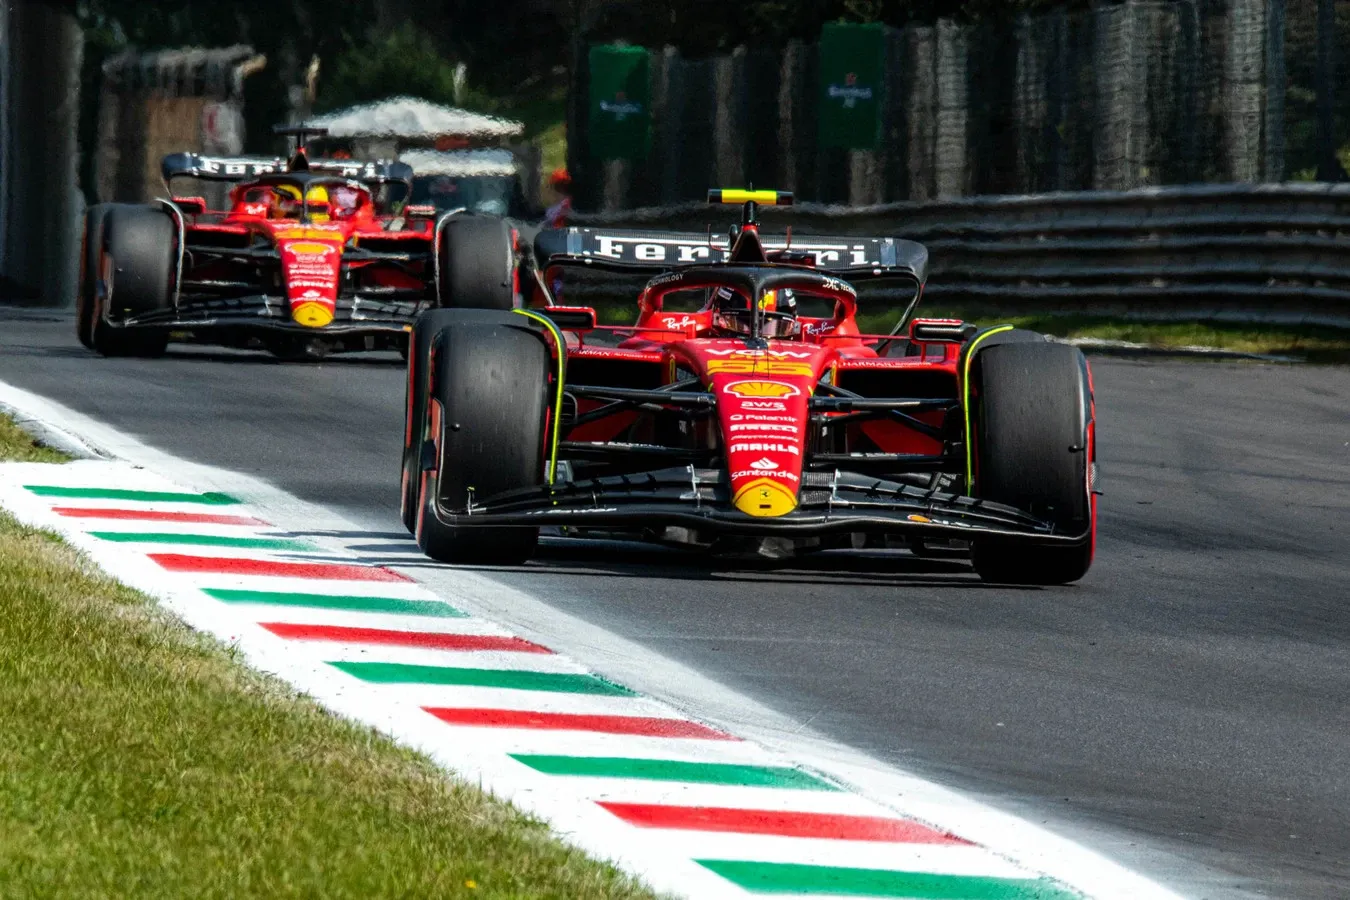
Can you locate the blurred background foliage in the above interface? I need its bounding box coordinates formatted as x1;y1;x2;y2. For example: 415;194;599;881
74;0;1350;186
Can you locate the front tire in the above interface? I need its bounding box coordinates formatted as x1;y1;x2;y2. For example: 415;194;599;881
413;312;548;564
401;309;472;533
969;340;1095;585
77;205;111;349
92;205;174;358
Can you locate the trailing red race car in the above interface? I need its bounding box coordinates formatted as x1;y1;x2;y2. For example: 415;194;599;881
401;189;1098;584
77;127;519;359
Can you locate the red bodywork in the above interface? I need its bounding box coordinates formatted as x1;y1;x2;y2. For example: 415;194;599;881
108;151;458;353
520;216;979;525
409;196;1097;579
169;176;434;335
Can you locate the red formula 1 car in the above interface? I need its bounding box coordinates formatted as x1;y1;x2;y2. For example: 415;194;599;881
77;128;519;359
401;190;1097;584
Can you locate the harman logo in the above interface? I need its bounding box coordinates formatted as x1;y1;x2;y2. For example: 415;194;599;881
723;381;801;399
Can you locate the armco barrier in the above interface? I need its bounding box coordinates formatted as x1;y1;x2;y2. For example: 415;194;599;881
569;184;1350;328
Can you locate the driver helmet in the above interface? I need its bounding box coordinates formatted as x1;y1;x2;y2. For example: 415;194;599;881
272;184;331;221
330;185;361;218
711;287;798;337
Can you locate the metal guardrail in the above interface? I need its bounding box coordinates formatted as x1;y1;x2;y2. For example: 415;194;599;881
570;184;1350;328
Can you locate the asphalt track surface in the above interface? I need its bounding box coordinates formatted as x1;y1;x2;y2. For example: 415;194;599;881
2;309;1348;899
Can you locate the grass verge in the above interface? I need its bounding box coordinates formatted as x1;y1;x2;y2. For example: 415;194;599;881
916;308;1350;363
0;415;657;899
0;413;68;462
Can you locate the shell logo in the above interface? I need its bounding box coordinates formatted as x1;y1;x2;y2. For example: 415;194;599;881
286;241;336;256
723;380;801;399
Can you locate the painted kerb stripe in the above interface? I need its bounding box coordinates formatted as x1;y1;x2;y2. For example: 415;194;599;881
426;708;735;739
511;755;838;790
25;486;240;504
333;661;635;695
91;531;316;551
696;860;1082;899
53;507;269;526
205;588;465;618
597;803;970;844
151;554;410;583
263;623;551;654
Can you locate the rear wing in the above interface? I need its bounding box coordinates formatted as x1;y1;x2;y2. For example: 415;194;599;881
161;152;414;191
533;227;928;284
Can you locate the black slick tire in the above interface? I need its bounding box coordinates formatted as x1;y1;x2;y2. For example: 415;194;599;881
438;216;516;310
414;312;548;564
969;340;1095;585
92;205;174;358
77;205;111;349
401;308;469;532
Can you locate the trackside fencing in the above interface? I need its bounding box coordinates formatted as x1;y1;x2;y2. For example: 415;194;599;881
570;183;1350;328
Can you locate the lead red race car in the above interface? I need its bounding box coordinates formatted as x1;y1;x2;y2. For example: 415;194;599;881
77;127;519;359
401;189;1098;584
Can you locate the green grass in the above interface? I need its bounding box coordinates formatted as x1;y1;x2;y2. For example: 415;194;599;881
0;416;657;899
0;414;68;462
916;308;1350;363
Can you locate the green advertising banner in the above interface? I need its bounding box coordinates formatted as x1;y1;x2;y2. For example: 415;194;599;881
588;44;651;160
818;23;886;151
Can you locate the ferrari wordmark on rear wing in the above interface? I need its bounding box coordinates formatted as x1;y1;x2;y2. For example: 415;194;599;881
160;152;415;190
533;227;929;283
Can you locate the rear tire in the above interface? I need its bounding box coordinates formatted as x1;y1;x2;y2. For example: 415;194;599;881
969;341;1095;585
92;205;174;358
77;205;111;349
413;312;548;564
438;216;516;310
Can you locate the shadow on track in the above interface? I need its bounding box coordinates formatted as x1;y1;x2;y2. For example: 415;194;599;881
2;338;404;369
287;527;1020;591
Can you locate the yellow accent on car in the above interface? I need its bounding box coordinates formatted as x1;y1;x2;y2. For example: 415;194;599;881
512;308;565;485
733;478;798;518
291;301;334;328
962;324;1014;495
707;189;794;206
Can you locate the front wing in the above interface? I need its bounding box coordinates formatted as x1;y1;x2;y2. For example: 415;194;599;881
425;465;1090;545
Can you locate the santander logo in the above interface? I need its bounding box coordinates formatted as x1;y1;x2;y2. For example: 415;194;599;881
749;457;778;471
